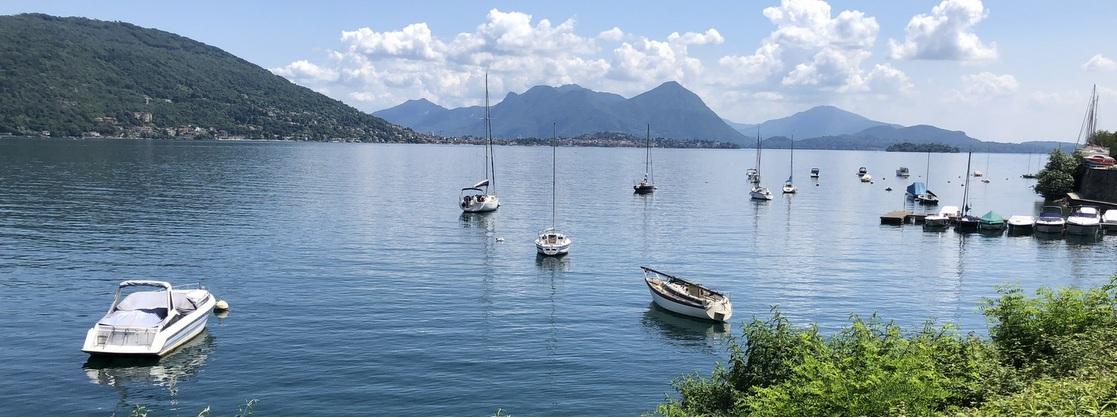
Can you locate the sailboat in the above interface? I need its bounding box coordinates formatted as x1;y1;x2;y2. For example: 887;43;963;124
1022;153;1037;179
908;152;939;205
536;123;572;256
750;130;773;200
460;73;501;213
955;151;980;233
782;135;797;194
633;125;656;194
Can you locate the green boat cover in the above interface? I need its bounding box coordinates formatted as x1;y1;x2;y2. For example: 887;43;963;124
980;211;1005;224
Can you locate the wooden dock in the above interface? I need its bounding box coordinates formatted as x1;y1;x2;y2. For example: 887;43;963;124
880;210;913;225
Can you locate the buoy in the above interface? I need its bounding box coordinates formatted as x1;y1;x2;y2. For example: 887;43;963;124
496;237;505;242
214;299;230;312
885;187;892;191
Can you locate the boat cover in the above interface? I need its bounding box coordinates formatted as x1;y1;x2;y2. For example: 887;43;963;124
980;211;1005;224
906;182;927;195
99;291;169;327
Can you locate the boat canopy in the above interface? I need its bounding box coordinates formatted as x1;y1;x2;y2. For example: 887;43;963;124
471;179;490;189
906;182;927;195
118;280;172;289
980;211;1005;224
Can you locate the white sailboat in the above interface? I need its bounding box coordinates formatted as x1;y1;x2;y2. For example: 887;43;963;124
782;135;797;194
750;130;773;200
536;123;572;256
460;73;501;213
633;125;656;194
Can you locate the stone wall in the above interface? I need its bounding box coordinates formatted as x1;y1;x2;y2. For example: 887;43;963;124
1080;168;1117;203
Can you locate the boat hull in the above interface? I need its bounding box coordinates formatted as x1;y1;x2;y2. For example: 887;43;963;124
461;196;500;213
1066;222;1100;236
1034;222;1064;234
645;280;731;322
535;240;571;256
633;185;655;194
750;190;772;200
83;296;215;357
1007;223;1034;235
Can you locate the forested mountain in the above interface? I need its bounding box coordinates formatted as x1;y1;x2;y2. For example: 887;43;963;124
0;13;430;141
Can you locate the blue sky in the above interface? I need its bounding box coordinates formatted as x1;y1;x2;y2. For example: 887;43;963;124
3;0;1116;141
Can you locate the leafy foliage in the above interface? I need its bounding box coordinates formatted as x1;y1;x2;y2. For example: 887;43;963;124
885;142;960;153
1094;130;1117;158
660;277;1117;416
0;14;432;142
1033;149;1082;200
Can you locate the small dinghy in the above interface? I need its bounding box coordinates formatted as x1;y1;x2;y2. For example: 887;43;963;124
83;281;215;356
642;267;732;322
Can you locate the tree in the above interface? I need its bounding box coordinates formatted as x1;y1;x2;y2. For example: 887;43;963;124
1032;149;1080;200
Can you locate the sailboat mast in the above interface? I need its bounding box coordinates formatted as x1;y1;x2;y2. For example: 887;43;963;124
756;129;762;177
645;124;651;178
485;72;497;194
962;151;973;214
789;135;794;182
925;151;931;185
552;122;557;229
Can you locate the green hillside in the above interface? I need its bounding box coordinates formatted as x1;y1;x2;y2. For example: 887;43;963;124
0;13;430;141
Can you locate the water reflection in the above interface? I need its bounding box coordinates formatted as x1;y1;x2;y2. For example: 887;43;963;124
536;254;571;272
459;212;496;232
83;332;215;414
641;303;730;354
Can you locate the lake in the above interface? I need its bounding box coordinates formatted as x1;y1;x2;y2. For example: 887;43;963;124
0;138;1113;416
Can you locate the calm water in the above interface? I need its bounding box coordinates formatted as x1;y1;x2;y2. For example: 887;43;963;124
0;138;1113;416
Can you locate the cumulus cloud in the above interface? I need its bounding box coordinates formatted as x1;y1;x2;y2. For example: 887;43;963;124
270;59;340;82
889;0;997;61
1082;54;1117;72
598;27;624;42
946;72;1017;102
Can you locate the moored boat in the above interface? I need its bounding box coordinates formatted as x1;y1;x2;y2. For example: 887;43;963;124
857;166;868;176
1034;205;1066;234
633;125;656;194
1102;209;1117;233
905;182;939;205
750;186;773;200
896;167;910;177
924;205;959;229
1066;206;1101;236
461;73;500;213
82;280;216;356
860;173;872;182
536;123;572;256
810;167;820;178
979;211;1006;232
642;267;732;322
1007;215;1035;235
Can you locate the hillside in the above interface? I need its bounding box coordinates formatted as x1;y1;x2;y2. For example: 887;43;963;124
374;82;747;142
0;13;429;141
730;105;893;139
760;124;1076;153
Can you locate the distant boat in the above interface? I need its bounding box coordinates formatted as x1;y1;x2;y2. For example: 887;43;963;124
978;211;1006;232
633;125;656;194
1066;206;1101;236
750;130;772;200
857;166;868;176
973;170;984;177
782;135;797;194
956;151;980;233
860;173;873;182
896;167;910;177
1034;205;1066;234
536;123;572;257
1007;215;1035;235
905;182;939;206
810;167;820;179
82;280;216;356
924;205;959;230
641;267;732;323
460;73;501;213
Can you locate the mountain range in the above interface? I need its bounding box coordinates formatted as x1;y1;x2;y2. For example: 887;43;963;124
378;84;1075;153
374;82;747;142
0;13;428;142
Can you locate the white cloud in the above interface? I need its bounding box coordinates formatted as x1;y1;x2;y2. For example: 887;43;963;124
598;27;624;42
946;72;1017;102
1083;54;1117;72
889;0;997;61
864;64;915;95
270;59;339;82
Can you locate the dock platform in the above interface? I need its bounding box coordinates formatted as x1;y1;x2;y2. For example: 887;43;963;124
880;210;913;225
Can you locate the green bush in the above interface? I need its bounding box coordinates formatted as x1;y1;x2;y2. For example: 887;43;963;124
660;277;1117;417
1033;149;1081;200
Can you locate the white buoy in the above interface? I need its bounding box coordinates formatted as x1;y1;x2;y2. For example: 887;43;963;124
214;299;230;312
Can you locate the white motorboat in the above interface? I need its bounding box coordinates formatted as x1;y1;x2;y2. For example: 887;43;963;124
1034;205;1065;234
860;173;873;182
1066;206;1101;236
781;181;797;194
1007;215;1036;235
1102;209;1117;233
642;267;732;322
857;166;868;176
460;73;500;213
536;123;572;257
83;280;215;356
896;167;910;177
633;125;656;194
973;170;984;177
750;186;773;200
924;205;959;229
